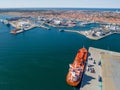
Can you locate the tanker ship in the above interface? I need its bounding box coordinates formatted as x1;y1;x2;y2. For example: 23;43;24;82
66;48;88;86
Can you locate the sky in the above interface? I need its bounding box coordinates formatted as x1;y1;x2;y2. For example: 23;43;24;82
0;0;120;8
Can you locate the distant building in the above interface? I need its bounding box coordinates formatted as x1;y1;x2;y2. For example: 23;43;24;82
17;21;31;29
95;31;102;36
53;20;61;25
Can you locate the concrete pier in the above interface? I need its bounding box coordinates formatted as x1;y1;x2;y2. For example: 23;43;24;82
63;29;119;40
80;47;120;90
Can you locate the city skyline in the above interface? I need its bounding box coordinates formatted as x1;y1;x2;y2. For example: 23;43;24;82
0;0;120;8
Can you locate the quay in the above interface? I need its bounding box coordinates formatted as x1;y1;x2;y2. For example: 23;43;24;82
10;24;50;34
80;47;120;90
80;31;113;40
60;29;102;40
62;29;120;40
10;24;36;34
37;25;50;30
61;30;80;33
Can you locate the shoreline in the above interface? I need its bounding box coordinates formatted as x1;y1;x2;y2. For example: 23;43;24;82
62;30;120;40
0;10;120;37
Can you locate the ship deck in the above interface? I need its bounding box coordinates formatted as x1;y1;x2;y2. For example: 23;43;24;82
80;47;120;90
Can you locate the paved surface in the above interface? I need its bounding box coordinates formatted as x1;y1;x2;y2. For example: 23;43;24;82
80;47;102;90
80;47;120;90
101;51;120;90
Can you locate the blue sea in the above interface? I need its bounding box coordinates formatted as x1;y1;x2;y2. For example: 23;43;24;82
0;8;120;90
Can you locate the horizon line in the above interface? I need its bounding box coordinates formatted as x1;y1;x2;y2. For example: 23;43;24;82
0;7;120;9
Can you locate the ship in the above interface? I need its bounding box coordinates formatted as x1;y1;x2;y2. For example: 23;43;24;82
59;29;64;32
10;29;24;34
66;48;88;87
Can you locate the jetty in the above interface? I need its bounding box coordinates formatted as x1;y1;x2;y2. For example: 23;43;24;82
80;47;120;90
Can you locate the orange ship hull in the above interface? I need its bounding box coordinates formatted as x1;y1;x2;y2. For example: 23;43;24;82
66;48;88;87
